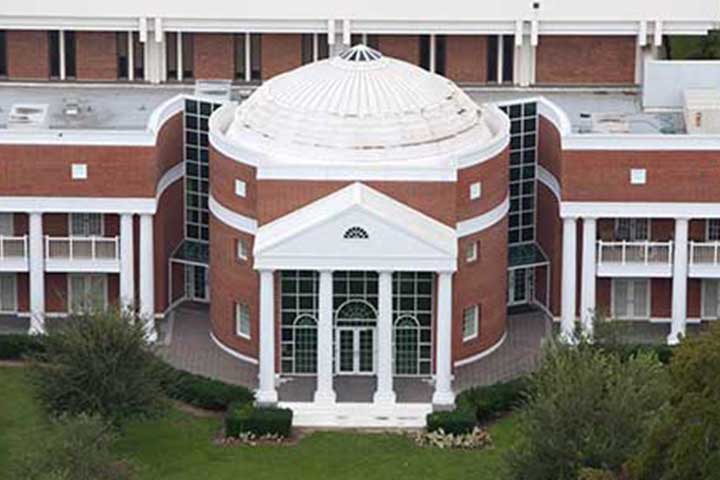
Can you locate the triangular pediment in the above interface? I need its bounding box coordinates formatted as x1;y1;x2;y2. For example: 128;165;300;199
254;183;457;272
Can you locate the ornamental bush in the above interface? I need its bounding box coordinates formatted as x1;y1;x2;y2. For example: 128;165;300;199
160;365;254;411
225;402;293;438
0;333;45;360
505;341;669;480
29;308;167;426
455;377;529;423
426;408;477;435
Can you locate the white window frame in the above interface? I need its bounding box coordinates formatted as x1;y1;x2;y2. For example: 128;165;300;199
701;279;720;320
707;219;720;241
465;242;478;263
69;213;104;237
462;305;479;341
614;218;650;242
469;182;482;200
68;273;108;313
235;302;251;339
71;163;87;180
0;273;18;313
630;168;647;185
236;238;248;261
234;179;246;198
611;278;651;320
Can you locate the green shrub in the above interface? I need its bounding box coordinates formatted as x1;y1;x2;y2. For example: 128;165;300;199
0;334;45;360
426;408;476;435
160;366;254;411
456;377;528;423
225;402;293;438
577;468;616;480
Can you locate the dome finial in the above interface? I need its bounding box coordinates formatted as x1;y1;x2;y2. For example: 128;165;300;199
338;44;383;62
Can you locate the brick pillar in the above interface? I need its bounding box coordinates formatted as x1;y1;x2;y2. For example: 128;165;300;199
445;35;488;83
6;30;49;80
376;35;420;65
75;32;118;80
193;33;235;79
260;34;302;80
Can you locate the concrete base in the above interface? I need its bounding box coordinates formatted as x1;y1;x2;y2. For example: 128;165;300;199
256;389;279;406
431;391;455;408
280;401;432;428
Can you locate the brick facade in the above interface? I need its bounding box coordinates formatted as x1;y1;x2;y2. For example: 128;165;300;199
6;30;49;79
445;35;487;83
193;33;235;80
75;32;118;80
536;36;636;85
376;35;420;65
260;34;302;80
456;147;509;221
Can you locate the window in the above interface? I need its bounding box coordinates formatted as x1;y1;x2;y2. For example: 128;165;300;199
69;274;107;313
71;163;87;180
235;303;251;338
48;31;76;80
181;33;194;80
70;213;103;237
117;32;129;79
470;182;482;200
236;239;248;261
702;279;720;319
64;31;76;79
250;34;261;81
612;279;650;319
392;272;433;375
301;34;330;63
234;179;246;197
132;32;144;80
280;271;319;373
343;226;369;240
0;274;17;313
463;305;479;341
49;31;60;79
234;33;261;82
166;32;179;80
466;242;478;263
487;35;514;83
0;213;13;235
707;220;720;241
419;35;446;74
0;31;7;78
630;168;647;185
615;218;650;241
435;35;447;76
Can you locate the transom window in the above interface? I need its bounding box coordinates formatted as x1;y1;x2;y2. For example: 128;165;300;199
70;213;103;237
343;226;369;240
333;271;378;326
463;305;479;341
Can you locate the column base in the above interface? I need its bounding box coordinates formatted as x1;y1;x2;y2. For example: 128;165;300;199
431;391;455;409
313;390;337;405
372;390;397;405
255;389;279;406
144;322;158;343
28;316;45;336
667;328;685;346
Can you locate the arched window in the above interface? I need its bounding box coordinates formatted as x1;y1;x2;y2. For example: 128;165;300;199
343;226;369;240
394;315;421;375
335;299;377;324
292;314;317;374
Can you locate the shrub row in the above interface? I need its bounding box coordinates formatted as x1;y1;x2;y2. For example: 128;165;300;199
600;343;674;365
426;408;476;435
225;401;293;438
0;334;45;360
158;364;255;411
455;377;529;423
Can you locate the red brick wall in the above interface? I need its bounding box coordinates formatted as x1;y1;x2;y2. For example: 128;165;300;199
6;30;49;79
563;150;720;202
456;148;509;221
75;32;118;80
538;117;563;181
193;33;235;80
445;35;487;83
536;185;562;315
688;279;702;318
209;216;259;359
453;218;508;362
154;180;184;314
536;36;636;85
651;279;672;318
17;273;29;312
46;273;67;313
44;214;68;236
260;34;302;80
376;35;420;65
209;146;258;219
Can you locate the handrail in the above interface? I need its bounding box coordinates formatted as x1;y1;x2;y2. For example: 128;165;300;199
597;240;673;266
689;241;720;266
44;236;120;261
0;235;28;259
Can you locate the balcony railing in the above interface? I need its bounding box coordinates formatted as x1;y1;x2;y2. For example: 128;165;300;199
44;236;120;272
0;235;28;260
690;242;720;266
597;240;673;277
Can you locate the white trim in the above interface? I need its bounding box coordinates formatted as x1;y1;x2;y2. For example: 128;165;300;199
156;162;184;201
462;305;479;342
208;195;258;235
537;165;561;202
209;331;259;365
454;329;507;367
0;197;157;214
456;196;510;237
561;202;720;219
234;302;252;339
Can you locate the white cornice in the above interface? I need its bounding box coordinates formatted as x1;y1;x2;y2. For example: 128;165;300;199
208;195;258;235
537;165;561;202
456;196;510;238
209;332;259;365
562;201;720;219
156;162;184;201
454;330;508;368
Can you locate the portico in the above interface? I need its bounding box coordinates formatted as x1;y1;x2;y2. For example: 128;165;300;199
252;183;458;412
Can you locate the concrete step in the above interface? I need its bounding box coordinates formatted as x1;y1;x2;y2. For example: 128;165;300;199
279;401;432;428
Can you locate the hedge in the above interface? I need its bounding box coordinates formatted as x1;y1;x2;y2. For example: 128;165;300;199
225;402;293;438
455;377;529;423
0;334;45;360
159;365;254;411
601;343;674;365
426;408;477;435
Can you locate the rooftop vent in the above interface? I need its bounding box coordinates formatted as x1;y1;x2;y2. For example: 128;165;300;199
590;113;630;134
684;89;720;134
194;80;232;101
7;104;50;130
339;45;383;62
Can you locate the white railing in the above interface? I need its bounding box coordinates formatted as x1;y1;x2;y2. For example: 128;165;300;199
0;235;28;260
598;240;673;266
690;241;720;266
45;236;119;261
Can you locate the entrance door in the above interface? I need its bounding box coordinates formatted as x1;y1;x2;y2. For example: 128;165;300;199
185;265;209;302
336;327;375;375
508;268;534;306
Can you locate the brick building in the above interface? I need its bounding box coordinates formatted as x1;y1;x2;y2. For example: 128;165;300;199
0;0;719;426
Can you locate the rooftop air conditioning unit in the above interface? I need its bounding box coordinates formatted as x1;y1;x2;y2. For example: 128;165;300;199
7;104;50;130
590;113;630;134
684;89;720;134
194;80;232;101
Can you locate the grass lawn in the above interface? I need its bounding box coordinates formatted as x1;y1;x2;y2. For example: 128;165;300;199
0;367;521;480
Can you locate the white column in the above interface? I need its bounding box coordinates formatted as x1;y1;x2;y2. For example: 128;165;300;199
374;271;396;404
669;218;689;345
257;269;278;405
561;217;578;341
580;217;597;336
119;214;135;311
314;270;336;404
139;214;157;341
28;213;45;335
432;271;454;407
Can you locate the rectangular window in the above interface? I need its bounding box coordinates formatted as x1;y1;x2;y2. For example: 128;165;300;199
48;31;60;79
702;279;720;319
235;303;251;338
117;32;129;79
70;213;103;237
133;32;144;80
419;35;431;71
69;274;107;313
612;279;650;320
301;34;314;64
234;33;246;80
435;35;447;76
502;35;514;83
182;33;194;80
0;213;13;235
463;305;479;341
166;32;179;80
49;31;76;79
0;274;17;313
64;31;76;78
708;219;720;241
250;34;261;81
486;35;498;83
236;239;248;261
615;219;650;241
0;31;7;78
466;242;478;263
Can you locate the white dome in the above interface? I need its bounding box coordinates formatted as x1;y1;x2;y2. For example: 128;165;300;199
222;45;505;166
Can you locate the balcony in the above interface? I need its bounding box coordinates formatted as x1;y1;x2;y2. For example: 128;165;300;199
44;236;120;272
689;242;720;278
597;240;673;277
0;235;29;272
